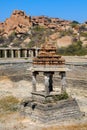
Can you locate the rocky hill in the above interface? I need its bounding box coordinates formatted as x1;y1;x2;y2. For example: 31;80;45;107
0;10;71;37
0;10;32;36
0;10;87;54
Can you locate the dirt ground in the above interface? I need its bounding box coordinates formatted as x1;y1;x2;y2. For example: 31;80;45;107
0;76;87;130
0;56;87;130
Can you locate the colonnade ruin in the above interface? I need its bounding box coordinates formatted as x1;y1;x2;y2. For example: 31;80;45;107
0;48;39;58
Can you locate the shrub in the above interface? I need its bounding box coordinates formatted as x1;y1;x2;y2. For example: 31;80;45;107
27;26;54;48
28;40;35;48
80;32;87;37
33;26;46;32
59;29;73;38
53;92;69;101
0;36;5;44
8;31;16;42
70;20;79;28
57;41;87;56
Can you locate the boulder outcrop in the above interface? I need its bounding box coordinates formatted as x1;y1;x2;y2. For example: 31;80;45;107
0;10;32;36
0;10;71;37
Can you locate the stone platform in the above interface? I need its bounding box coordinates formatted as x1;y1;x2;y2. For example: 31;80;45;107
20;96;83;123
31;91;61;102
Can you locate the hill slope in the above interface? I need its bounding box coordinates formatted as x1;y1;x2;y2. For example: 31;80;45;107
0;10;87;55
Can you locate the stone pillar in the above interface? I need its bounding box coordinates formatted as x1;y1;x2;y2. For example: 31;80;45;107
31;50;33;58
29;50;33;58
28;50;30;57
44;73;50;96
60;72;66;93
4;50;7;58
32;72;37;92
11;50;14;58
18;50;20;58
24;50;27;58
35;49;38;57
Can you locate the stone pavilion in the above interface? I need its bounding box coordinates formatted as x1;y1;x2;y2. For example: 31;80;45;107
32;41;67;97
21;41;83;123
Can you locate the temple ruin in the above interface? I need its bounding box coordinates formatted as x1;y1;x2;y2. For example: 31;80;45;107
32;41;67;95
21;41;82;123
0;48;39;58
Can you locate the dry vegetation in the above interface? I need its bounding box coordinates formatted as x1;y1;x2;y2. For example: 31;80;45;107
42;123;87;130
0;96;19;113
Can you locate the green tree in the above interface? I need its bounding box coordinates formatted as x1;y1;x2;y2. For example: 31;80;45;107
70;20;79;28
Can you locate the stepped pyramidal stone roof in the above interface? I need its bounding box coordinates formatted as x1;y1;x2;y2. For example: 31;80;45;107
33;41;65;66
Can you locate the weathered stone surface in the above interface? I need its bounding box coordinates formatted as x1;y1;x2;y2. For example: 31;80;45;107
57;36;73;48
21;98;83;123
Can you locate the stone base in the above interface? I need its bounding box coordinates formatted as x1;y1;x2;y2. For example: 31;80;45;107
20;96;83;123
31;91;61;103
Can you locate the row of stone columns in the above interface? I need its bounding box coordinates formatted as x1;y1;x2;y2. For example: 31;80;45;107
0;49;39;58
32;71;67;96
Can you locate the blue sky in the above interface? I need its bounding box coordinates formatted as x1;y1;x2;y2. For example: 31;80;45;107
0;0;87;23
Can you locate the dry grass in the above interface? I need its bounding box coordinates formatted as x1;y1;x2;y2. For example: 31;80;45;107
0;95;19;114
0;76;10;80
42;123;87;130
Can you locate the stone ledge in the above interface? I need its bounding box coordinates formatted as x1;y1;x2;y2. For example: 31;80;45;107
29;66;69;72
